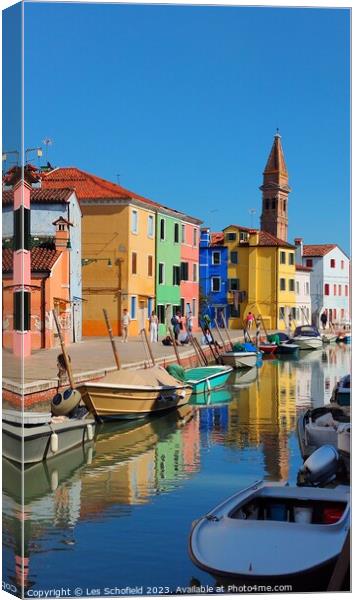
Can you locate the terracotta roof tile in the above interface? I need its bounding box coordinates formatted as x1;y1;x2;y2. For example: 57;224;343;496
2;248;61;274
296;263;313;272
210;232;224;246
257;230;296;249
2;187;74;206
302;244;337;257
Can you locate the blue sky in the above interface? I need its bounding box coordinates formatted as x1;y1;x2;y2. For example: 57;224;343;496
21;2;350;253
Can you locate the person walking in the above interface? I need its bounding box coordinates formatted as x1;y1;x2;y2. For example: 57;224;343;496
186;311;193;335
246;311;254;329
172;310;182;341
121;308;131;342
320;310;328;331
149;310;158;343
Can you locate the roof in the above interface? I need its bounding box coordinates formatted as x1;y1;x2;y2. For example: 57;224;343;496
42;167;202;224
223;225;296;249
296;263;312;272
262;132;289;188
210;232;224;246
302;244;337;257
2;187;74;206
2;247;61;274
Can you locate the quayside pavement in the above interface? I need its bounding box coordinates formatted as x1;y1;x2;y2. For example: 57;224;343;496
2;330;245;407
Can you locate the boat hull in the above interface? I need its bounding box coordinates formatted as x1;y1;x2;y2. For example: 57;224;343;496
221;352;257;369
277;343;300;355
2;417;96;464
78;382;192;421
293;336;323;350
259;344;277;355
186;366;233;394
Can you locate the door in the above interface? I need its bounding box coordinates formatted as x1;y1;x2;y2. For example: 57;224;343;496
138;301;146;331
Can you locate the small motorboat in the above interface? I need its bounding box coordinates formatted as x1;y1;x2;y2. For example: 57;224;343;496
189;448;350;589
2;407;95;465
190;389;233;407
166;364;233;394
259;342;278;355
221;342;260;369
330;374;350;407
276;342;300;355
78;365;192;421
297;405;350;461
293;325;323;350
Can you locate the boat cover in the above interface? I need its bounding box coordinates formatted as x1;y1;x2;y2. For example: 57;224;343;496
96;366;184;388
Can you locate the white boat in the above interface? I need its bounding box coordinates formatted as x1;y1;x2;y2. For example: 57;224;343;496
190;478;350;588
221;351;257;369
297;405;350;461
293;325;323;350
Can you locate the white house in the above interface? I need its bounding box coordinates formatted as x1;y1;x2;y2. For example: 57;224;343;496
295;239;350;328
294;262;312;326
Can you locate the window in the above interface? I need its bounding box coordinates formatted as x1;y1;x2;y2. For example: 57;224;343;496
284;200;287;212
180;262;189;281
131;210;138;234
193;263;198;282
296;281;300;294
280;278;286;291
130;296;137;319
280;252;286;264
147;215;154;238
345;285;348;296
132;252;137;274
158;263;165;285
341;260;345;270
192;298;197;317
229;279;240;291
14;290;30;331
333;308;337;320
291;307;297;319
193;229;198;247
226;232;237;242
174;223;179;243
272;199;276;209
324;283;330;296
265;199;270;209
157;305;165;324
338;285;342;296
330;259;336;268
289;253;295;265
279;306;285;320
289;279;295;292
306;259;313;268
173;265;180;285
239;231;248;243
148;255;153;277
180;298;185;315
230;251;238;264
14;206;31;251
229;304;240;318
305;282;309;295
181;224;185;243
160;218;165;241
341;308;345;320
333;284;337;296
212;277;221;292
212;251;221;265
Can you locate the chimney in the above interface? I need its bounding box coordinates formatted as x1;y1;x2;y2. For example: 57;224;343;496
294;237;303;264
200;227;210;248
52;217;72;250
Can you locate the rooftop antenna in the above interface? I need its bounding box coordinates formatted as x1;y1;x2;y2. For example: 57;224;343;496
248;208;257;228
42;138;53;163
116;174;121;185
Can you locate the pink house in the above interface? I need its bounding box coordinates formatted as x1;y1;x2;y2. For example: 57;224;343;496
180;219;201;331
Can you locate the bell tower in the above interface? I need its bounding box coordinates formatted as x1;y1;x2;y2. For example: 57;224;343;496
260;131;291;241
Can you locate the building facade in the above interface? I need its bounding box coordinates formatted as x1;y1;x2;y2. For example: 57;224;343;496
179;219;201;331
199;228;228;325
155;210;181;335
294;263;312;327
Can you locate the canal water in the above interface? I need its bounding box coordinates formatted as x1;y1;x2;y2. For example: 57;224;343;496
3;344;350;596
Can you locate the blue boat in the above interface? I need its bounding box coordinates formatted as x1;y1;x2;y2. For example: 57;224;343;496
166;364;233;394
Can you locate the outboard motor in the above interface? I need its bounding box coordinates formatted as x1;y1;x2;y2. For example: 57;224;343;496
51;388;82;417
297;445;340;487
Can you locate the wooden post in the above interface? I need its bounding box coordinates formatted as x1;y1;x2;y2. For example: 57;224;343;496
327;529;350;591
190;337;204;366
141;328;155;366
103;309;121;370
168;326;182;365
52;310;75;389
200;323;219;364
214;319;226;348
195;337;209;366
221;314;234;351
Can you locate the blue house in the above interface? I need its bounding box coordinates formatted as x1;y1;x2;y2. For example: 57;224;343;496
199;228;228;327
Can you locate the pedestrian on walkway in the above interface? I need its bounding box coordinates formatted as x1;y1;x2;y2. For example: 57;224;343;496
121;308;131;342
320;310;328;330
172;310;182;341
186;311;193;335
149;310;158;343
246;312;254;329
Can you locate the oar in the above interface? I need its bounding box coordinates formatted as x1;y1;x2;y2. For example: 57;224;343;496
190;336;204;366
221;314;234;351
103;309;121;370
168;326;182;366
141;328;155;367
52;310;75;389
199;322;219;364
194;337;208;366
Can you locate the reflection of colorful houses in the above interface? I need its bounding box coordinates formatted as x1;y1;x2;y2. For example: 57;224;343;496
199;228;229;325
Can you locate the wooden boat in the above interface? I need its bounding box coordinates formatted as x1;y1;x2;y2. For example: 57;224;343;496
293;325;323;350
2;409;96;465
78;365;192;421
297;405;350;461
331;374;350;407
189;479;350;589
166;364;233;394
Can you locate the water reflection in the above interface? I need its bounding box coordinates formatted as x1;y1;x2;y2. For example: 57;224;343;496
2;346;350;594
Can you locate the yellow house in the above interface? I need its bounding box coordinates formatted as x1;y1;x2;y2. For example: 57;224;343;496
223;225;296;331
42;167;157;336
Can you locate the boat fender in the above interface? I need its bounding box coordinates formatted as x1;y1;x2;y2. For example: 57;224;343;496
50;470;59;491
86;446;93;465
86;423;94;441
50;431;59;454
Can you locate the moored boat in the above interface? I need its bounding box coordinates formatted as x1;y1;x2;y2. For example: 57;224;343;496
190;479;350;589
220;351;257;369
293;325;323;350
166;364;233;394
276;342;300;355
78;365;192;421
297;405;350;461
259;342;278;355
190;388;233;407
2;409;96;465
331;374;350;407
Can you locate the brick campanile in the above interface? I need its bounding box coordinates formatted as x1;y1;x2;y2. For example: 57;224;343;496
260;131;291;242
